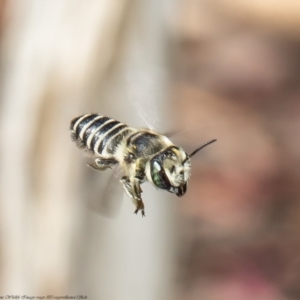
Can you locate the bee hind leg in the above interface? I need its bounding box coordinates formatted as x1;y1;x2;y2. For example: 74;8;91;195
88;157;118;171
120;177;145;217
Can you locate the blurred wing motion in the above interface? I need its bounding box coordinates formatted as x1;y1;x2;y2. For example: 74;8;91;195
126;70;162;130
85;161;124;218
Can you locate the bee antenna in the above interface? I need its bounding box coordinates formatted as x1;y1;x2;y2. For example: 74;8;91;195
189;139;217;158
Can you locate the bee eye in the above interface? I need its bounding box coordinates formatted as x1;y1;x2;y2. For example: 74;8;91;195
151;160;171;190
171;166;176;173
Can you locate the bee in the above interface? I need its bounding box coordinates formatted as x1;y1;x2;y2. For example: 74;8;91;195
70;114;216;217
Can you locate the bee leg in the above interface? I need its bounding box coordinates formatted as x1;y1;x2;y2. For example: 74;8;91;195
120;176;145;217
88;157;118;171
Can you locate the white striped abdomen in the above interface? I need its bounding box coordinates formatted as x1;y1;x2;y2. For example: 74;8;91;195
70;114;133;156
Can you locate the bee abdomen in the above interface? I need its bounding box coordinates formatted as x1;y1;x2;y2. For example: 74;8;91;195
70;114;131;156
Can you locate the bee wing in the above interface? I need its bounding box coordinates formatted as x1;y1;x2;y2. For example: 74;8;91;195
164;130;182;138
126;71;162;130
85;160;124;218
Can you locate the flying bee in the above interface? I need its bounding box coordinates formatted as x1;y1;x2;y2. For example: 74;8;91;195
70;114;216;217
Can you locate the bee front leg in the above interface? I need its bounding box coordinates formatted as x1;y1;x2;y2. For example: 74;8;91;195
120;176;145;217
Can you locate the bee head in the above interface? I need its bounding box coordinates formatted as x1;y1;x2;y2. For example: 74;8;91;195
148;139;217;197
149;146;191;197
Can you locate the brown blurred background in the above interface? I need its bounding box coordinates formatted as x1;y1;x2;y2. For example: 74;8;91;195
1;1;300;300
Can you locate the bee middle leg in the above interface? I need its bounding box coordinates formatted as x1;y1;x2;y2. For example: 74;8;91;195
120;176;145;217
88;157;118;171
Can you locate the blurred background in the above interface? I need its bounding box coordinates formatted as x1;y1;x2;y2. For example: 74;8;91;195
1;1;300;299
